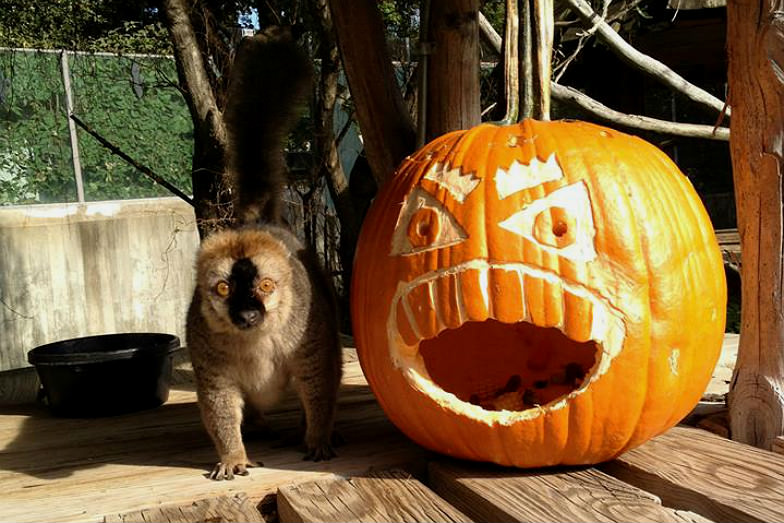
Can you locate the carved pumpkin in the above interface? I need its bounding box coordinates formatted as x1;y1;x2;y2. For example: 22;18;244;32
351;119;726;467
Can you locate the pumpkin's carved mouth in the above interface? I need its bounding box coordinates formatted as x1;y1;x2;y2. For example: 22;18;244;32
387;259;626;424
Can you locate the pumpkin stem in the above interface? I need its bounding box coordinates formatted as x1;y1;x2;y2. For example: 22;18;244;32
519;0;554;120
500;0;520;124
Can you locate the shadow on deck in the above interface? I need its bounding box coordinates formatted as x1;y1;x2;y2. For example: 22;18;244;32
2;341;783;523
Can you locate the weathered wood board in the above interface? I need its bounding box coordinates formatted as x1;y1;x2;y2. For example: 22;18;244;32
428;460;711;523
773;436;784;456
105;493;264;523
277;469;472;523
601;426;784;522
2;341;782;523
0;350;428;523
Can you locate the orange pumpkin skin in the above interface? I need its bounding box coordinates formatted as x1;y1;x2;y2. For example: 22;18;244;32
351;119;726;467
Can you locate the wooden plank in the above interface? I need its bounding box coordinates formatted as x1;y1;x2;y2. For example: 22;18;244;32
105;493;263;523
428;460;711;523
715;228;740;248
601;426;784;523
0;352;428;523
277;469;472;523
695;410;729;438
773;436;784;456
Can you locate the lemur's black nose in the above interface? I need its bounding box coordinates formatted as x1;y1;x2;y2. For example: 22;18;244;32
241;310;260;325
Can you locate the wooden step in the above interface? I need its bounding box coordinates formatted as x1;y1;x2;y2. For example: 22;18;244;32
428;460;710;523
600;425;784;523
277;469;472;523
773;436;784;456
104;493;264;523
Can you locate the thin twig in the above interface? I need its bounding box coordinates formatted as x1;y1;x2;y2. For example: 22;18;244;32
551;83;730;140
562;0;730;117
69;114;194;206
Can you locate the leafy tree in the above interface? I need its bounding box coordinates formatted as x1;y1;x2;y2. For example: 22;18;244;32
0;0;191;204
0;0;170;53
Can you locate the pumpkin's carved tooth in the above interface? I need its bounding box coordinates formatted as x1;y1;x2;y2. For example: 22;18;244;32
406;282;441;340
435;273;464;329
563;290;594;343
458;268;491;322
428;279;447;333
543;279;565;328
453;272;468;326
588;304;625;379
396;296;421;347
489;267;525;324
524;274;546;326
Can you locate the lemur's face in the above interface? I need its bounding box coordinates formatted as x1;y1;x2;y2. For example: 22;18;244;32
197;230;293;335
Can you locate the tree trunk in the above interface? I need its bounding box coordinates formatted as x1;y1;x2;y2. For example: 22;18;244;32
313;0;360;299
162;0;231;237
328;0;415;185
425;0;481;141
727;0;784;450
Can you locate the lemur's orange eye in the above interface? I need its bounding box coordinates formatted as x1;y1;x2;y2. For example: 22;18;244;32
215;281;231;297
259;278;276;294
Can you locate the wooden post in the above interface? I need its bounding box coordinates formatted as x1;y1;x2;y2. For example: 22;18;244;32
425;0;481;141
727;0;784;450
328;0;415;185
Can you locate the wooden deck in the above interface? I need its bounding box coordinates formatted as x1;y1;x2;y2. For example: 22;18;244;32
2;342;784;523
716;228;741;268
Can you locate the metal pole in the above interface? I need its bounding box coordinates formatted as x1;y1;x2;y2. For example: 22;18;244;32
60;51;85;203
416;0;432;148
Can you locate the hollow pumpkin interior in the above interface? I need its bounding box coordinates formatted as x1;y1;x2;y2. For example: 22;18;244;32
419;320;598;411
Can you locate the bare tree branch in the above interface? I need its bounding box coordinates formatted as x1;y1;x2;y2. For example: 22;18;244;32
314;0;360;250
551;83;730;140
162;0;232;236
162;0;222;126
478;7;730;140
328;0;415;185
478;11;503;55
562;0;730;118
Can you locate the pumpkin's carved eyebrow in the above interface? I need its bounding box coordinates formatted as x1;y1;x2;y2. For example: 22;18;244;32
495;153;564;200
422;162;480;203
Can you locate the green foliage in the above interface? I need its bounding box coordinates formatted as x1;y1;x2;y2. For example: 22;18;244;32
0;0;170;53
0;49;193;204
70;53;192;201
89;22;173;55
481;0;505;34
378;0;419;39
0;51;76;203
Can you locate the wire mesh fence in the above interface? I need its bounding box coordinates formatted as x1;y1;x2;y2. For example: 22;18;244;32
0;48;193;205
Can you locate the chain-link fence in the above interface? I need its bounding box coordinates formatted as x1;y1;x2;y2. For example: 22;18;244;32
0;48;193;205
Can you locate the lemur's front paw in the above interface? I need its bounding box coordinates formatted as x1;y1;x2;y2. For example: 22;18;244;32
208;454;262;480
303;441;336;462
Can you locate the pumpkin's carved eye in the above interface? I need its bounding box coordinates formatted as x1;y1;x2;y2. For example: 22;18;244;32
499;181;597;262
390;187;467;256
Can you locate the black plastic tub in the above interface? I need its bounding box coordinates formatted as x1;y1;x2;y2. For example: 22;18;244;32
27;333;181;417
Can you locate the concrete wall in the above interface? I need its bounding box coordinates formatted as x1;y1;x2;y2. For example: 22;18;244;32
0;198;199;371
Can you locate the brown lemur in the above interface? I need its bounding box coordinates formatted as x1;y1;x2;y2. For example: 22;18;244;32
186;27;343;480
